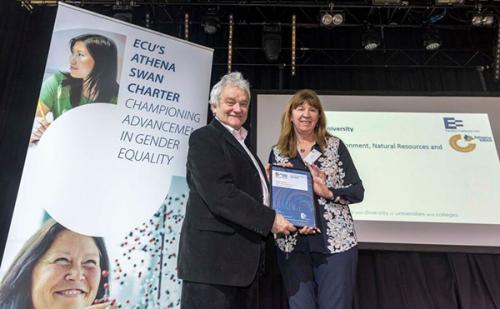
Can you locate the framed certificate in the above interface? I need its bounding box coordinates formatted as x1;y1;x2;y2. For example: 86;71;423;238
270;165;316;228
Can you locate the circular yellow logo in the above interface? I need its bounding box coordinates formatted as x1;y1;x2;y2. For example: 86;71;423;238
449;134;476;153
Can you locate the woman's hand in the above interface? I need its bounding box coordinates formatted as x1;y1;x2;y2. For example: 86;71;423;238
30;101;53;144
308;164;334;200
30;117;51;144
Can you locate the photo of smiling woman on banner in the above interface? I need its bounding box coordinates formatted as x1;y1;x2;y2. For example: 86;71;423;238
0;219;115;309
30;33;120;144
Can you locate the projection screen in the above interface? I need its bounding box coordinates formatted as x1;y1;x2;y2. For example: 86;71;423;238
256;94;500;252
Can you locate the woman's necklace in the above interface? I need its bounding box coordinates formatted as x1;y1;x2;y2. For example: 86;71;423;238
297;139;314;154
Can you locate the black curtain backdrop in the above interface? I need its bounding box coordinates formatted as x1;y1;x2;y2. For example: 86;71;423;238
0;2;499;308
259;247;500;309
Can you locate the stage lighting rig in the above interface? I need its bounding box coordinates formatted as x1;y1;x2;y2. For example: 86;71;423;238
320;10;345;27
471;12;495;27
262;25;282;61
320;2;344;27
423;29;441;50
362;28;381;51
202;7;220;34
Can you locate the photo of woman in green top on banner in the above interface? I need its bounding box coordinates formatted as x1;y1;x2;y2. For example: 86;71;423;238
31;33;120;144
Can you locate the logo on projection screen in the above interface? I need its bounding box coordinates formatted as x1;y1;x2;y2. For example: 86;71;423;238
449;134;476;153
443;117;464;129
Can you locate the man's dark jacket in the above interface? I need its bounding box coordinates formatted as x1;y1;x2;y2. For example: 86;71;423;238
178;119;276;287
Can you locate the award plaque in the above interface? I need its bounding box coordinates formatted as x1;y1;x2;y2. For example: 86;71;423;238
270;165;316;228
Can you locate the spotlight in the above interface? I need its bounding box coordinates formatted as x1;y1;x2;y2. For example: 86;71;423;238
471;13;495;27
362;28;381;51
320;10;345;27
203;17;219;34
321;12;334;25
423;30;441;50
262;26;282;61
331;12;345;26
202;7;220;34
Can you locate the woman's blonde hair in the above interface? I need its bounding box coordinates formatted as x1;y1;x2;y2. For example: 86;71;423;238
275;89;331;158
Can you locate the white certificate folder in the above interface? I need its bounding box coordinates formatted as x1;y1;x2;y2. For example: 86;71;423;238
271;165;317;228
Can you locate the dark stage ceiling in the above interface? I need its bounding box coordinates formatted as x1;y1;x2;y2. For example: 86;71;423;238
18;1;500;76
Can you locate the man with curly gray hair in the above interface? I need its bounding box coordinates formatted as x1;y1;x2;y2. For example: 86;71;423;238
178;72;296;309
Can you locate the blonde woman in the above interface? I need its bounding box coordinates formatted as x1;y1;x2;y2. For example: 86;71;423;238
269;89;364;309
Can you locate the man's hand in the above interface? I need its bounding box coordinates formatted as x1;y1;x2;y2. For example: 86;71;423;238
271;214;297;235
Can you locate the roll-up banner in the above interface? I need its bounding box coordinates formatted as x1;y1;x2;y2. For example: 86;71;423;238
0;3;212;308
